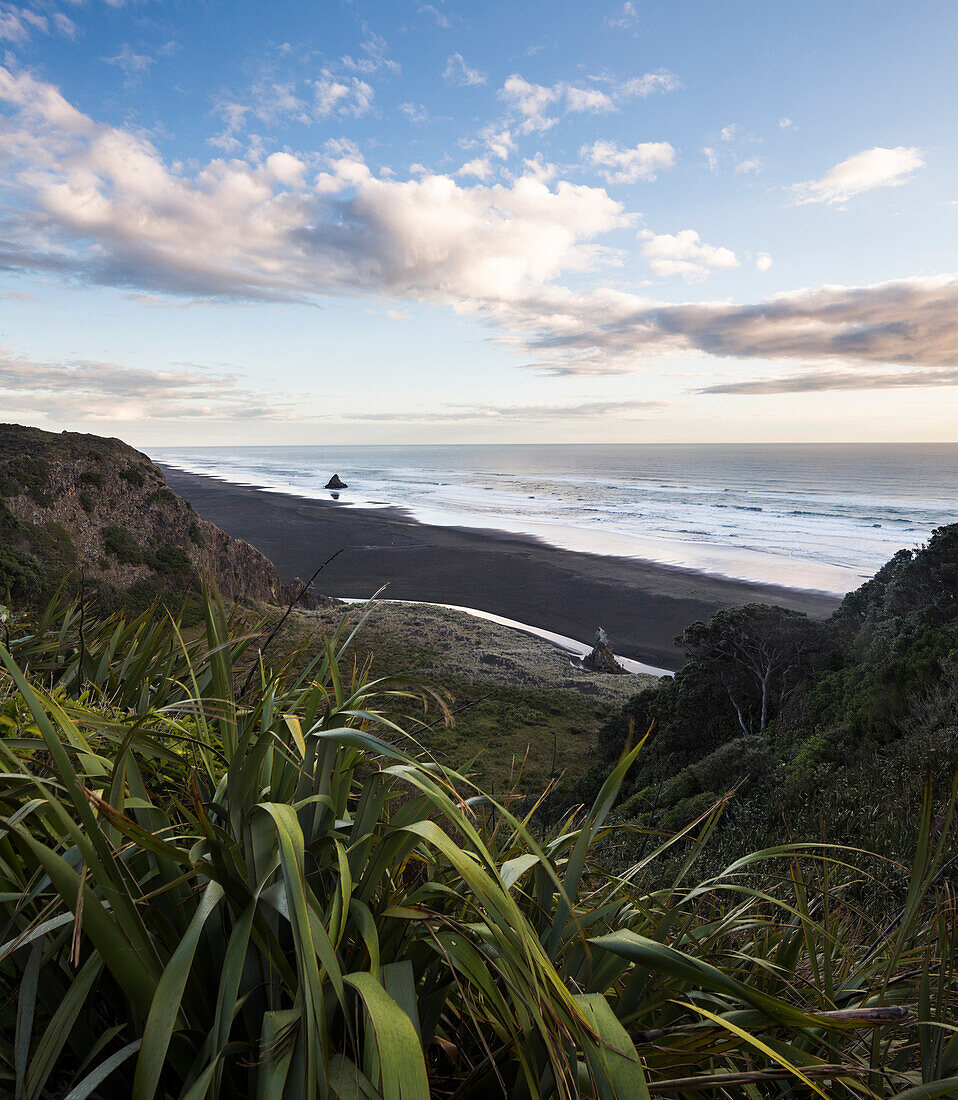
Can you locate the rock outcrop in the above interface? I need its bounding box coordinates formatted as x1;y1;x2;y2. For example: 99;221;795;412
0;423;324;609
325;474;347;490
582;628;627;674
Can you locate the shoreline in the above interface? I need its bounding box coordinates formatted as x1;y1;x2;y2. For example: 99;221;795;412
337;596;674;677
160;465;844;671
153;457;864;595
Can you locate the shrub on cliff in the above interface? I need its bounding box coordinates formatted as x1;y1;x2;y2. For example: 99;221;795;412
101;524;144;565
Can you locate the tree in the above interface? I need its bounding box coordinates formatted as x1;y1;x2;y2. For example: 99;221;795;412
678;604;823;736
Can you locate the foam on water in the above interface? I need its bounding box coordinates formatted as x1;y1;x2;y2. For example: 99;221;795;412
149;443;958;596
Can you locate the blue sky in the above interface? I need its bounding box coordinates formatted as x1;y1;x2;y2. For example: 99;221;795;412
1;0;957;445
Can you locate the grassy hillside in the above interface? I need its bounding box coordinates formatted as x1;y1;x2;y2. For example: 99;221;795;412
282;600;652;793
0;422;316;616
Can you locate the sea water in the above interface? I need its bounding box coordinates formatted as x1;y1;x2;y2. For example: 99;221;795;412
148;443;958;596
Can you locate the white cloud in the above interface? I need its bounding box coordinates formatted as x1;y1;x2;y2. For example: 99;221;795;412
616;70;681;98
443;53;486;87
0;63;92;133
522;153;557;182
0;64;628;308
0;348;297;421
700;365;958;394
399;102;429;123
480;125;515;160
778;117;795;130
103;45;155;85
755;252;773;272
456;156;491;179
497;70;680;132
580;139;676;183
265;151;306;185
340;29;400;76
0;3;47;43
564;86;615;113
640;228;738;281
498;74;558;132
734;157;762;175
6;65;957;391
720;123;739;142
792;145;925;205
313;71;374;118
0;2;74;41
604;2;639;30
348;397;662;421
501;274;958;377
418;3;451;29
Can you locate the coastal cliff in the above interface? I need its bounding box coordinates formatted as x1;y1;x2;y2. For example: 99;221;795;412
0;423;320;610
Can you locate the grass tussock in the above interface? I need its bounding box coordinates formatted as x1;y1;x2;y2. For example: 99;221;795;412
0;590;956;1098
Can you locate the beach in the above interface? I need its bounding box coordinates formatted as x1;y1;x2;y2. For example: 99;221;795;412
161;466;842;670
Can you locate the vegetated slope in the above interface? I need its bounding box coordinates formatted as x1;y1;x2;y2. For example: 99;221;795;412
0;422;317;613
1;589;953;1097
588;523;958;862
290;600;654;792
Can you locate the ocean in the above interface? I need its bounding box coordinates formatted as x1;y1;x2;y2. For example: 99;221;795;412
148;443;958;596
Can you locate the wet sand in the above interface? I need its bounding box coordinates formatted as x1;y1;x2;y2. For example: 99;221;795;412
161;466;843;671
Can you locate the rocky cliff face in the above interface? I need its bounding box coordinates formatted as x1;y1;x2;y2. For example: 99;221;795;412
0;423;320;609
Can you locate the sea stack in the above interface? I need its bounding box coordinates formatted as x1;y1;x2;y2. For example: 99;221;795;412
325;474;347;490
582;627;626;674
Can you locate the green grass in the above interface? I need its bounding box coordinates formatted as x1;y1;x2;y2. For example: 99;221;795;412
0;591;956;1098
268;604;634;794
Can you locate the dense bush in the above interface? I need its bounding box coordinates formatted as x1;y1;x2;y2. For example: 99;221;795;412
101;523;144;565
0;542;40;598
587;525;958;866
119;464;147;487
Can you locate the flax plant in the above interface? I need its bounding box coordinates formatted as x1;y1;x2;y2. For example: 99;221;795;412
0;591;955;1098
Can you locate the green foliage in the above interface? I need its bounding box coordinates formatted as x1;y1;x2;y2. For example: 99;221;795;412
77;490;94;513
147;486;177;507
78;470;103;489
0;542;41;599
101;524;144;565
588;525;958;868
0;591;955;1098
0;455;53;507
119;464;146;487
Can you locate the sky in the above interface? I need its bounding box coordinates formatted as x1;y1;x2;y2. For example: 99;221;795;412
0;0;957;446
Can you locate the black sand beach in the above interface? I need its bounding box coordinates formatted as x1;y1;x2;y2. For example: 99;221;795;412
161;467;843;670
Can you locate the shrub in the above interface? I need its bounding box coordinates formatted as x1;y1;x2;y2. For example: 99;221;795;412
101;524;143;565
78;469;103;488
27;521;76;573
0;542;40;598
6;455;53;506
77;490;94;513
147;485;177;506
119;464;146;487
152;543;192;575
